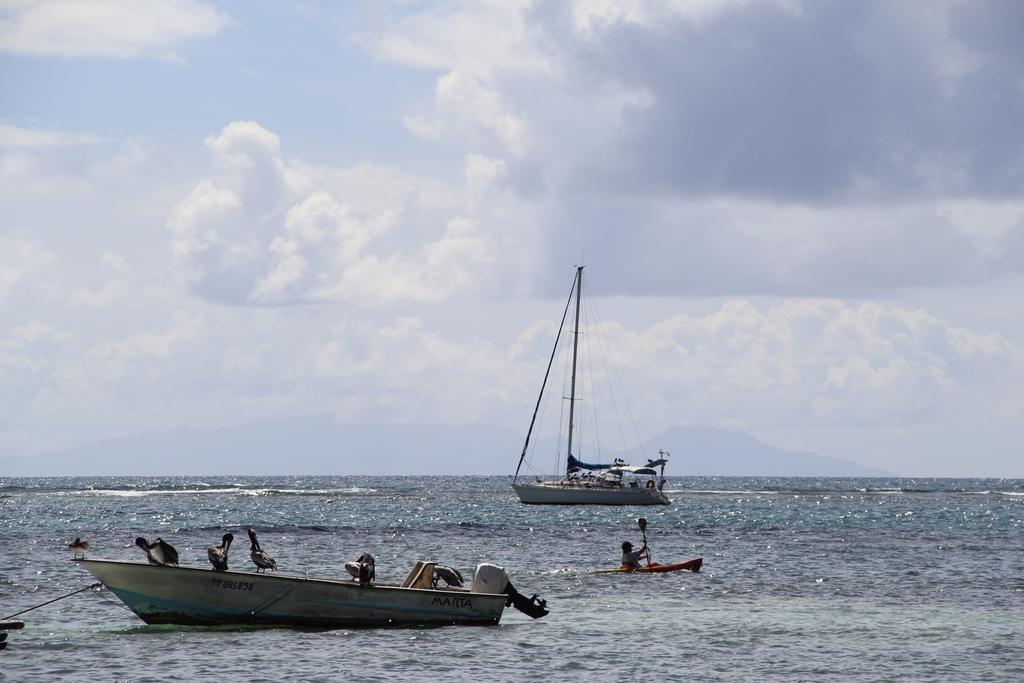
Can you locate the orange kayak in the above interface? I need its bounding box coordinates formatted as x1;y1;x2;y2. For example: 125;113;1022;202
593;557;702;574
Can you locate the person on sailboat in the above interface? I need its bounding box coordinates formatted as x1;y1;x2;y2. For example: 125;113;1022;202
620;541;649;570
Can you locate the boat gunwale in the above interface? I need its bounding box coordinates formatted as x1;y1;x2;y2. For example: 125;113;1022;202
76;558;508;599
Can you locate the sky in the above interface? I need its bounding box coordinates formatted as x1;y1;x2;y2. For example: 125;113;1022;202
2;0;1023;476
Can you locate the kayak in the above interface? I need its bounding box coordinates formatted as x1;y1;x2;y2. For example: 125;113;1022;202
593;557;703;574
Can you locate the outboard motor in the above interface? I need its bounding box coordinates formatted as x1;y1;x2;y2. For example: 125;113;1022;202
471;563;549;619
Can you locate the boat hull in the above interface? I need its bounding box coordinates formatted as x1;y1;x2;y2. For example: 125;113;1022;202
513;482;671;505
78;559;506;628
593;558;703;574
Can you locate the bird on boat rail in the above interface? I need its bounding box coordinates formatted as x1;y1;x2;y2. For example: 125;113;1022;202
207;532;233;571
247;529;277;573
135;537;179;566
344;553;375;586
67;537;90;559
432;565;464;588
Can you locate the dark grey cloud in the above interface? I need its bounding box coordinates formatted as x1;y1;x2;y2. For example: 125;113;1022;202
528;0;1024;202
996;216;1024;273
509;1;1024;298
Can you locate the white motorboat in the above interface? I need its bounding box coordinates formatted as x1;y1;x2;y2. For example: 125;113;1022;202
77;558;547;627
512;266;672;506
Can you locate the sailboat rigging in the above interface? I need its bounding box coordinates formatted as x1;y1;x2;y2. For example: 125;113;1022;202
512;267;671;506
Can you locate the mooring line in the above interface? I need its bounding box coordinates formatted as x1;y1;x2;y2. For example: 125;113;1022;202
2;582;102;620
249;581;300;617
93;588;134;614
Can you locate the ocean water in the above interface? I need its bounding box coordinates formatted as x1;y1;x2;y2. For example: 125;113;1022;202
1;475;1022;682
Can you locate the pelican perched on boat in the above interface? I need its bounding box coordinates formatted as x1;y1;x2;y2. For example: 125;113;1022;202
155;538;179;565
135;537;179;566
67;537;90;559
207;532;233;571
432;565;464;588
246;528;277;573
344;553;375;585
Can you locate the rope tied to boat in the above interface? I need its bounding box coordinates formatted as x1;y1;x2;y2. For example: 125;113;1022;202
2;582;103;620
248;581;301;618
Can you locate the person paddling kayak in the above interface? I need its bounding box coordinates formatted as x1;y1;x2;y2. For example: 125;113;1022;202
596;520;702;574
620;540;649;570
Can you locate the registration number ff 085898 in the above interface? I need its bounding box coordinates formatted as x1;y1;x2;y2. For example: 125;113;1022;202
210;577;255;591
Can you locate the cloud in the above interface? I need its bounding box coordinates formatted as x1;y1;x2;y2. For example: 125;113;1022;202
1;287;1020;471
292;298;1024;439
0;123;105;148
169;122;533;306
311;316;518;423
70;251;135;308
366;0;545;74
539;197;994;297
529;0;1024;202
352;0;1024;298
0;235;55;305
0;320;76;452
0;0;231;60
87;310;201;372
0;124;174;210
404;70;528;155
0;123;107;189
562;298;1023;436
366;2;541;156
282;297;1023;438
0;310;207;456
250;190;398;303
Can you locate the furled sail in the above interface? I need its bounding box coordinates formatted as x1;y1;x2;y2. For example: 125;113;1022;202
567;455;620;472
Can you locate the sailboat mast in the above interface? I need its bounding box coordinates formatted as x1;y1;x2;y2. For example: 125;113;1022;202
512;273;578;483
565;266;584;471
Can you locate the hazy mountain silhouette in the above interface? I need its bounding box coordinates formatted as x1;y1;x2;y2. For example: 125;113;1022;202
642;426;890;476
0;417;889;476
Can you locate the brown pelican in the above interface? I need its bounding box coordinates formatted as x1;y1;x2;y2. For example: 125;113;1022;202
207;532;233;571
344;553;375;585
432;565;464;588
67;537;90;559
247;528;277;573
135;537;179;566
154;538;179;566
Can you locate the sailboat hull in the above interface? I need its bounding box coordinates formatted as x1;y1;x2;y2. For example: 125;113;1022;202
513;482;670;505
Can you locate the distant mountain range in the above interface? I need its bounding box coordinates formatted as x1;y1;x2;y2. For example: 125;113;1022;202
0;417;890;477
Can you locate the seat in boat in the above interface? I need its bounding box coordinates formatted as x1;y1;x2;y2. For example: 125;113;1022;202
400;561;436;589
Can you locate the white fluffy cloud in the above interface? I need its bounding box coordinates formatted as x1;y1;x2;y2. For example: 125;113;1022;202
404;69;529;156
168;121;533;305
2;256;1021;472
607;299;1021;431
0;0;230;60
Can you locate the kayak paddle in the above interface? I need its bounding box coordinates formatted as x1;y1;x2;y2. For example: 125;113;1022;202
638;517;651;566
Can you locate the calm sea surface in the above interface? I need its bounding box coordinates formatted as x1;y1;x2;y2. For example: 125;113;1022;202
1;476;1022;682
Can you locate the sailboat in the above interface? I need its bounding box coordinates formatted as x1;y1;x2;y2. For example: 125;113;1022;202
512;267;672;505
